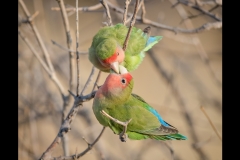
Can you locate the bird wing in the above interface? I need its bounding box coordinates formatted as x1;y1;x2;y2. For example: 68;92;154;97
130;93;179;135
143;36;163;52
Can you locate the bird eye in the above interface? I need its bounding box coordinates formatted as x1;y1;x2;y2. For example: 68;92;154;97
121;78;126;84
117;52;119;56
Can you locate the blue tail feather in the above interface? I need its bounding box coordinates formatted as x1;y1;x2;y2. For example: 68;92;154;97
143;36;163;51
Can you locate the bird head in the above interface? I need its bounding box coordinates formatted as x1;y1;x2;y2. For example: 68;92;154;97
95;39;125;74
99;66;133;101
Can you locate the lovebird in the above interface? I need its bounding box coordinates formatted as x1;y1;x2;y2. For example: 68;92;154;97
92;66;187;142
88;23;162;73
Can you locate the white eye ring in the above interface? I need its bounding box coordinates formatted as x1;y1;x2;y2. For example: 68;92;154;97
121;78;126;84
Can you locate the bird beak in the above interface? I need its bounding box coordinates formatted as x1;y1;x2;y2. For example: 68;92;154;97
110;62;119;74
119;65;128;74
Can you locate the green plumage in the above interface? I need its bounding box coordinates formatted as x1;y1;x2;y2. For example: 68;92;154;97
89;23;162;72
92;72;187;141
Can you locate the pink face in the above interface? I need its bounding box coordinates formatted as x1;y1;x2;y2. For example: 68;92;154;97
97;73;132;97
99;46;125;67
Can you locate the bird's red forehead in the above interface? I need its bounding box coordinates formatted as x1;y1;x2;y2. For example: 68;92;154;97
102;49;118;64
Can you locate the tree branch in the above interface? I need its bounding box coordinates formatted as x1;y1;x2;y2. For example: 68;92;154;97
51;3;102;12
56;0;75;97
100;0;112;26
122;0;139;51
80;66;96;96
51;40;88;54
148;50;208;160
51;1;222;34
122;0;131;25
50;127;106;160
39;91;97;160
19;0;55;73
18;30;66;98
200;106;222;141
177;0;221;21
76;0;80;96
168;0;222;85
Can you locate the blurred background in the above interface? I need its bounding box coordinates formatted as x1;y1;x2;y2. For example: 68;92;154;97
18;0;222;160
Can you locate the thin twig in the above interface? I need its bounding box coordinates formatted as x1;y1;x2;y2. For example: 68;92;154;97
180;5;220;24
122;0;131;25
80;66;96;96
76;0;80;96
39;91;97;160
92;71;102;92
50;127;106;160
148;50;208;160
140;1;221;34
107;0;221;34
122;0;139;51
125;0;143;24
52;1;222;34
51;40;88;54
200;106;222;141
168;0;222;85
19;0;55;73
18;30;66;98
56;0;75;97
100;0;112;26
177;0;221;21
51;3;102;12
56;0;76;156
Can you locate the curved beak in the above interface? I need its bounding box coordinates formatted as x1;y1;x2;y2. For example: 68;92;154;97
119;65;128;74
110;62;119;74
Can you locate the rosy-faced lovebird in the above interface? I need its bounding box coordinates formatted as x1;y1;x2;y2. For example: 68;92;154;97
92;66;187;142
88;23;162;73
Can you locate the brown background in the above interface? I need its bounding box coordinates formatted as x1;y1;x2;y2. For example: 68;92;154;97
18;0;222;160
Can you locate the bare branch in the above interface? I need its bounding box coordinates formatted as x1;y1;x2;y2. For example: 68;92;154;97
51;40;88;54
92;71;102;92
125;0;143;24
28;11;39;22
50;127;106;160
80;66;96;96
76;0;80;96
179;4;220;24
55;0;77;156
200;106;222;141
51;1;221;34
168;0;222;85
107;0;221;34
18;30;66;98
51;3;102;12
56;0;75;96
177;0;221;21
122;0;131;25
39;91;97;160
196;0;221;6
141;12;222;34
122;0;139;51
100;0;112;26
148;50;208;160
19;0;55;73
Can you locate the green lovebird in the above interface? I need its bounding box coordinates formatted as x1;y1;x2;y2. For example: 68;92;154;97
88;23;162;73
92;66;187;142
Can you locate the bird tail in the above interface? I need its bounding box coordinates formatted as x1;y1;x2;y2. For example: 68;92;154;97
149;133;187;141
143;36;163;52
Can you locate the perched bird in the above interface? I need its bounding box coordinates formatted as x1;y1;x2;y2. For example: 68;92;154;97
92;66;187;142
88;23;162;73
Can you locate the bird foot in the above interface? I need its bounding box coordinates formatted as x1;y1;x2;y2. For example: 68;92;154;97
100;110;132;142
119;132;127;142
